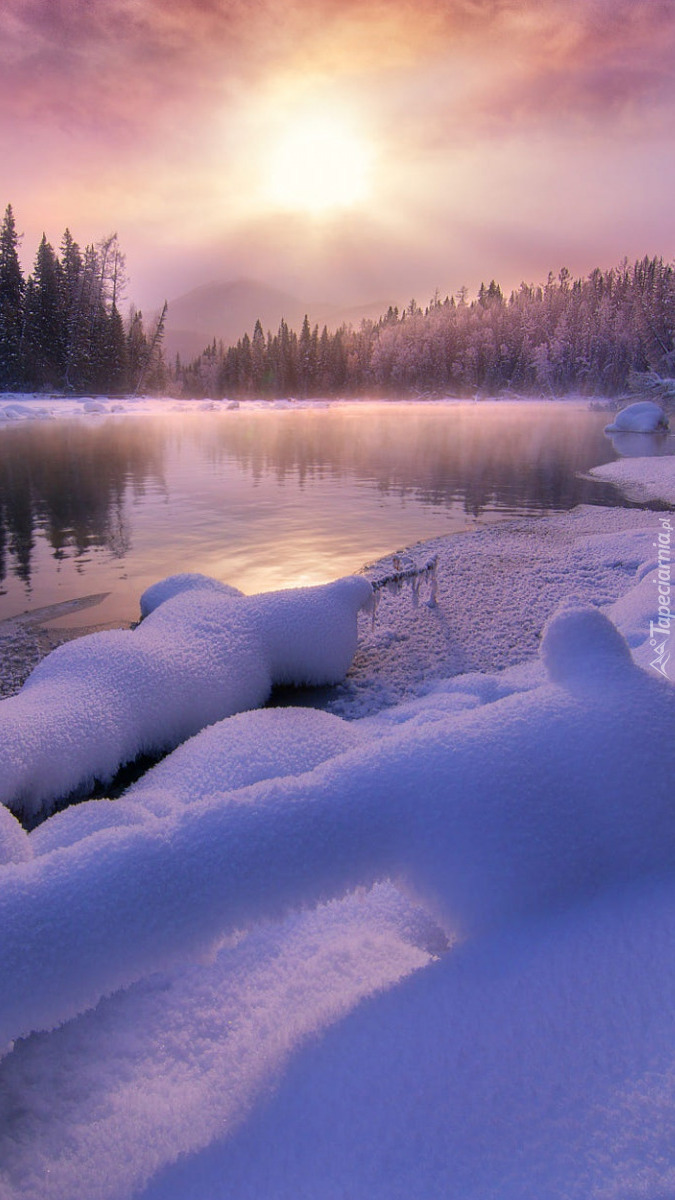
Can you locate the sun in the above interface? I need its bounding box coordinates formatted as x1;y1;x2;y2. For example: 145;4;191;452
265;111;374;215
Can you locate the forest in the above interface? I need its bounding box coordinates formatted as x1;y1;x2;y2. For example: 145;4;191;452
0;204;166;395
2;201;674;401
180;257;675;400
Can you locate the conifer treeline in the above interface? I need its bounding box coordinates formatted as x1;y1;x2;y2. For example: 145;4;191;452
180;257;675;399
0;204;166;394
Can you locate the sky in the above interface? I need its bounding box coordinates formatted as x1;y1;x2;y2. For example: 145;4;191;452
2;0;674;314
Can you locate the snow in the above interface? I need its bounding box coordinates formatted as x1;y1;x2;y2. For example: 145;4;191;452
2;601;671;1052
171;875;675;1200
0;804;32;866
335;505;660;716
0;390;638;424
0;574;372;820
0;885;434;1200
0;393;349;424
0;440;674;1199
590;454;675;505
604;399;669;433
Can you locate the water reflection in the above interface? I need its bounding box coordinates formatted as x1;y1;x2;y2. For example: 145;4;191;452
192;404;624;513
0;421;164;592
605;430;673;459
0;403;650;625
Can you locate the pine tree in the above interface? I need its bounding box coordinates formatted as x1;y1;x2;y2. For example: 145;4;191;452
101;304;128;393
298;314;316;397
59;228;87;390
23;235;64;388
251;319;266;394
126;307;148;393
0;204;25;388
131;301;167;394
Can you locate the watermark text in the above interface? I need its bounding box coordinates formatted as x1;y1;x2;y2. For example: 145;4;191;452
650;516;673;678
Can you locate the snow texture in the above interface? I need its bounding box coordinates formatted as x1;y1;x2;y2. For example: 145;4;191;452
0;483;674;1200
0;573;372;819
1;596;672;1055
161;873;675;1200
333;505;659;716
604;399;669;432
590;454;675;505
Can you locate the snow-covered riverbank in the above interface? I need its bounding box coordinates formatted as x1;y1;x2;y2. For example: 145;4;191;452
0;451;673;1200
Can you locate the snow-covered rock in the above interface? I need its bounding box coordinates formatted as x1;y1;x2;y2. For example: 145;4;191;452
0;402;45;421
604;399;669;433
0;573;373;819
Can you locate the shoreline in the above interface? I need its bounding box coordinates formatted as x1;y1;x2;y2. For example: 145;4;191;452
0;390;621;423
1;496;667;706
1;444;672;704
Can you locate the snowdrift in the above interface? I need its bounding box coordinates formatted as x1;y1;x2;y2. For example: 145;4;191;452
1;534;674;1200
1;604;673;1050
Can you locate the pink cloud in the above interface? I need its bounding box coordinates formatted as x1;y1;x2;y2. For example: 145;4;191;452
2;0;674;310
2;0;673;144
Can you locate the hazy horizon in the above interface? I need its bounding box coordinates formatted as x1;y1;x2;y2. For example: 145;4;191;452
3;0;674;315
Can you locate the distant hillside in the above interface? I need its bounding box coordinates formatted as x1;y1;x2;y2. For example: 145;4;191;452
178;256;675;400
164;278;388;361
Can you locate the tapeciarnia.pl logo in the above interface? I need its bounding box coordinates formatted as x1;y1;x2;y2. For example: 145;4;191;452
650;516;673;679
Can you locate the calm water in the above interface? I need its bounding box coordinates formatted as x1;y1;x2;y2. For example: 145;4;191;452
0;401;662;628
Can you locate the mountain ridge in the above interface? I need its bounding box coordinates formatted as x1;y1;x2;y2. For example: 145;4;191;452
164;278;390;361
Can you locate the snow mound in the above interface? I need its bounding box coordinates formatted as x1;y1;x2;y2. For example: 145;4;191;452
0;402;44;421
124;707;364;814
0;573;373;819
0;542;675;1200
540;604;636;688
604;400;669;433
1;605;673;1054
139;572;242;618
29;797;154;857
0;883;434;1200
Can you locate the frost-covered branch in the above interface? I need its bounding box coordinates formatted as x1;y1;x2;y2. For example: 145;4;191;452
367;554;438;616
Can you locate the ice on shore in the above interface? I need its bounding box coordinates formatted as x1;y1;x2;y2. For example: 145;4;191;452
590;454;675;505
604;399;669;433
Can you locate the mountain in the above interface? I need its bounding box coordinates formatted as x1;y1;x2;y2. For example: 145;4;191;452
163;278;389;361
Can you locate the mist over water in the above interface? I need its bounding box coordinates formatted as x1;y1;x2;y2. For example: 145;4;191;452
0;402;656;627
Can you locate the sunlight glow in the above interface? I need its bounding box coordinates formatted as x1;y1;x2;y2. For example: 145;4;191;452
265;111;374;214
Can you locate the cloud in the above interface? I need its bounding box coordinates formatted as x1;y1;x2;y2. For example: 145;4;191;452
2;0;673;145
490;0;675;126
2;0;674;309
